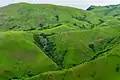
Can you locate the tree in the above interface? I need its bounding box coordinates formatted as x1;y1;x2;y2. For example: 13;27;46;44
55;15;59;22
38;23;44;30
89;43;95;52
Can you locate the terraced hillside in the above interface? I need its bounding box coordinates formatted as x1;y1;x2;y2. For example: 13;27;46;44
0;2;120;80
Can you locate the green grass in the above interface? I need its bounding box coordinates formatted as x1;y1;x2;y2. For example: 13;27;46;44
0;31;58;80
0;2;120;80
0;23;120;80
27;54;120;80
1;26;120;79
0;2;100;31
24;26;120;80
87;4;120;17
38;26;119;65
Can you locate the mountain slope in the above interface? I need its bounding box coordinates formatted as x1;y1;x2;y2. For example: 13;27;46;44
0;2;101;31
27;51;120;80
0;31;58;80
32;25;120;69
87;4;120;30
87;4;120;17
0;2;120;80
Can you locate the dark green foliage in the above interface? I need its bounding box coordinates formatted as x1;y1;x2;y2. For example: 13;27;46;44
90;72;96;78
89;47;112;61
72;64;77;67
78;75;80;77
97;19;104;25
54;50;68;69
28;71;34;77
86;5;95;11
116;67;119;72
33;33;67;69
53;23;62;27
55;15;59;22
89;44;95;52
9;25;17;30
73;23;87;29
38;24;44;30
72;14;98;29
116;64;120;72
24;28;36;31
9;76;21;80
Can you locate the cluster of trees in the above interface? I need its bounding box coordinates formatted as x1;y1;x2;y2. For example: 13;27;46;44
73;23;87;29
72;14;105;29
33;33;67;69
89;43;95;53
116;64;120;72
89;36;120;61
72;14;96;29
8;70;33;79
37;23;62;30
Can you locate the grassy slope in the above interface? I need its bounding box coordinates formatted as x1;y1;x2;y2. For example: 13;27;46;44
0;31;58;80
27;53;120;80
24;27;120;80
36;26;120;68
87;4;120;17
0;3;100;31
1;25;120;79
23;26;120;80
0;2;120;80
0;22;120;80
87;4;120;30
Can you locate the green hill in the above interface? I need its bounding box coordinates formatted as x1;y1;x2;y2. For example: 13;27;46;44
27;49;120;80
26;27;120;80
87;4;120;17
0;31;58;80
0;3;101;31
87;4;120;30
0;2;120;80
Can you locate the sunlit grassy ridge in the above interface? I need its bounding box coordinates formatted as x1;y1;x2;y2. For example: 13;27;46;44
0;3;101;31
0;2;120;80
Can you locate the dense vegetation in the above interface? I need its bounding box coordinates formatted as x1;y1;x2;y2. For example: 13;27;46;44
0;2;120;80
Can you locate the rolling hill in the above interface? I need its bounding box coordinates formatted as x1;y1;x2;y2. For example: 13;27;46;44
0;2;101;31
0;31;58;80
0;2;120;80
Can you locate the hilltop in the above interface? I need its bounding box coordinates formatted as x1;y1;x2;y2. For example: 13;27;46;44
87;4;120;17
0;3;101;31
